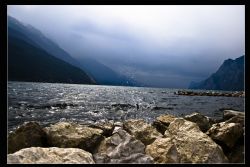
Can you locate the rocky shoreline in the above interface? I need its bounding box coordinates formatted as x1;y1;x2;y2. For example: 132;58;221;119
7;110;244;164
175;90;245;97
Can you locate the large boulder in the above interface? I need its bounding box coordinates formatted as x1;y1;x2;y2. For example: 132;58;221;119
7;147;94;164
184;112;213;132
93;129;154;163
123;119;162;145
8;122;48;154
146;137;180;163
44;122;104;153
223;110;245;121
152;114;176;134
168;118;228;163
206;122;243;149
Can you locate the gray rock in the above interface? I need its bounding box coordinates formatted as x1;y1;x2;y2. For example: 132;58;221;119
112;126;123;134
206;122;243;148
184;112;213;132
44;122;104;153
114;121;123;127
93;129;154;163
7;147;95;164
123;119;162;145
223;110;245;121
8;122;47;154
147;118;229;163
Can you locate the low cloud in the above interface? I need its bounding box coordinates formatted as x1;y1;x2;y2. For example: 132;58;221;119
8;5;245;88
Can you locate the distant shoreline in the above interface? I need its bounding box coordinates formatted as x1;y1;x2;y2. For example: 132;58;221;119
175;90;245;97
7;80;246;91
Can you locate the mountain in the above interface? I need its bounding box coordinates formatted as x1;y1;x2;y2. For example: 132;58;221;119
8;16;81;68
8;23;95;84
8;16;139;87
189;55;244;91
76;57;140;86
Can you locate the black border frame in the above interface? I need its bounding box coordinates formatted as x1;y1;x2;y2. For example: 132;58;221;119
1;0;247;166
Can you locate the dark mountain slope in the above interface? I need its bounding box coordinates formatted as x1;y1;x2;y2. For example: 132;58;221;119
189;55;244;91
8;16;81;68
8;34;95;84
8;16;139;87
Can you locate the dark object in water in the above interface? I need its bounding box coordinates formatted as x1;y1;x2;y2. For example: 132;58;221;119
152;106;174;110
111;103;135;109
136;104;139;110
26;103;77;110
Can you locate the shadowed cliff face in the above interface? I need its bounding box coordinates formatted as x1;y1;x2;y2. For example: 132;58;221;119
8;24;96;85
8;16;140;87
189;56;244;91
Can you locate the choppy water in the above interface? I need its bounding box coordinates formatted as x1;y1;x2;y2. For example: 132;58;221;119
8;81;244;132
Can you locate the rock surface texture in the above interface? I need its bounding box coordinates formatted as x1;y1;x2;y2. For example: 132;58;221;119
87;121;115;137
147;118;229;163
7;147;95;164
223;110;245;121
7;110;244;164
8;122;48;154
93;129;154;163
184;112;213;132
146;137;180;163
123;119;162;145
152;114;176;134
44;122;104;153
206;122;243;149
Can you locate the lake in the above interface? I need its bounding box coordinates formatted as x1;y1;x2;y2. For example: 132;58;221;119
8;81;244;132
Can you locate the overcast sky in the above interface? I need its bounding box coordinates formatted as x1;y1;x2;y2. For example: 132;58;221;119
7;5;245;88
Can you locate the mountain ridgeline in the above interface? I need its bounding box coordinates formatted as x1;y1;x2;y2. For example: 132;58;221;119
8;16;139;87
189;56;244;91
77;57;139;86
8;16;95;84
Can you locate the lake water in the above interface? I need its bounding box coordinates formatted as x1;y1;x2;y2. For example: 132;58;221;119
8;81;244;132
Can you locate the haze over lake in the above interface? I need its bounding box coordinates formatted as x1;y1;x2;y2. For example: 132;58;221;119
8;5;245;88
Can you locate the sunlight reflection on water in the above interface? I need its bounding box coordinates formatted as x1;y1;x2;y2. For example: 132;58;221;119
8;81;244;132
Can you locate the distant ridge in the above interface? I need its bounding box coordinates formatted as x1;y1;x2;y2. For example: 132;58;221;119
189;55;244;91
8;17;95;84
8;16;139;87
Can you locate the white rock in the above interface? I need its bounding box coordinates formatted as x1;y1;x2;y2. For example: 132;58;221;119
94;129;154;163
7;147;95;164
44;122;104;152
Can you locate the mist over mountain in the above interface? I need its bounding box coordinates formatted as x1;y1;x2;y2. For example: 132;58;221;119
76;57;141;86
8;29;95;84
8;16;83;69
8;16;139;86
189;56;244;91
7;6;245;88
